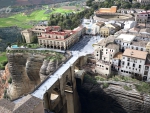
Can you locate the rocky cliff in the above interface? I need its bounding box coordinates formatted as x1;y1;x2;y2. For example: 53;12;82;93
77;78;150;113
6;52;67;100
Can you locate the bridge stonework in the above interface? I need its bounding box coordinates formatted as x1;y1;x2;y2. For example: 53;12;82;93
43;56;87;113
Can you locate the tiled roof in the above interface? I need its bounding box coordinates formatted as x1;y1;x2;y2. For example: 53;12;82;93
13;95;42;113
131;41;148;47
123;49;148;59
113;52;123;59
0;99;15;113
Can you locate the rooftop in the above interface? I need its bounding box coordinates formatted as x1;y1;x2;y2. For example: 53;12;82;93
106;43;119;49
116;34;136;42
13;95;42;113
139;28;150;34
123;49;148;59
113;52;123;59
0;99;15;113
97;35;115;46
131;41;148;47
43;30;76;37
129;27;140;33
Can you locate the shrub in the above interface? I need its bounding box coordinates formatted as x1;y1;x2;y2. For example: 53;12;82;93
8;78;12;84
113;76;119;81
103;83;109;89
84;74;97;85
135;82;150;94
123;85;132;91
1;61;8;66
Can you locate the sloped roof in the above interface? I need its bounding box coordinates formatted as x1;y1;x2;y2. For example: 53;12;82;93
123;49;148;59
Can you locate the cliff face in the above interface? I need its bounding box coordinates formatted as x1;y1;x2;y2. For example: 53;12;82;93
0;64;10;99
7;53;45;100
77;82;150;113
40;60;56;81
6;52;67;100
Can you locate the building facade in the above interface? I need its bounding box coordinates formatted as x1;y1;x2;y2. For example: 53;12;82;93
119;49;148;80
38;26;85;50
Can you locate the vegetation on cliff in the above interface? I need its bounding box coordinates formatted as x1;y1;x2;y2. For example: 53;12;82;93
77;74;150;113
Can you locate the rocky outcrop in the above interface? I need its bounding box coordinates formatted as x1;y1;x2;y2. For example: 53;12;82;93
40;60;56;81
6;52;67;100
77;82;150;113
7;53;44;100
0;64;10;99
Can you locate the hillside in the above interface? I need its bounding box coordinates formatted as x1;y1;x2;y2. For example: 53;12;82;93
0;0;78;8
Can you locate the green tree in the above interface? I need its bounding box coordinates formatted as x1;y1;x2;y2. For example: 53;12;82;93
31;36;38;43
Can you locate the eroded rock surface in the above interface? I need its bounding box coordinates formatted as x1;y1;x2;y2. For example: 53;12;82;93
78;82;150;113
7;53;44;100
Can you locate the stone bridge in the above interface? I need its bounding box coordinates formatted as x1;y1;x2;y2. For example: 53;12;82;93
31;53;87;113
12;50;88;113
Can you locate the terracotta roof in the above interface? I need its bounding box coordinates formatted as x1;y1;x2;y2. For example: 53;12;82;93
113;52;123;59
123;49;148;59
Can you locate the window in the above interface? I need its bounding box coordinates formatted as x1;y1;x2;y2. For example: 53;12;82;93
145;66;149;70
132;46;134;49
144;71;148;75
139;65;141;68
106;68;108;70
133;64;135;67
97;54;98;56
106;49;108;51
127;62;130;66
121;70;123;72
106;52;107;54
122;61;124;65
127;58;130;61
141;48;143;51
136;47;138;50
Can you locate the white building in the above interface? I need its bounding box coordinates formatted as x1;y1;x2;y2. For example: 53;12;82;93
102;43;119;63
95;43;119;76
130;41;148;51
143;54;150;82
93;36;115;61
115;34;136;51
112;52;123;71
82;19;100;35
124;21;137;30
119;49;148;80
135;13;148;23
137;0;150;5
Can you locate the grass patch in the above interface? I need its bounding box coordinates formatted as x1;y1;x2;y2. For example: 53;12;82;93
0;52;7;70
123;85;132;91
0;7;83;29
103;83;109;89
135;82;150;94
26;44;40;49
95;76;106;81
